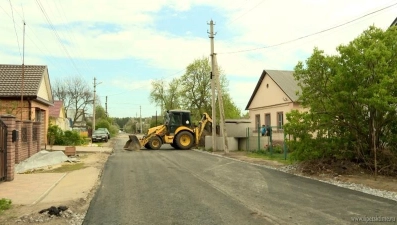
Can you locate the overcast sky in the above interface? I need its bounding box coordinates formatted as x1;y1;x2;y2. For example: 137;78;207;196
1;0;396;118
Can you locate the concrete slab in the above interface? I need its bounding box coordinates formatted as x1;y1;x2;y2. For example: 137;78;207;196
40;167;100;203
0;173;66;205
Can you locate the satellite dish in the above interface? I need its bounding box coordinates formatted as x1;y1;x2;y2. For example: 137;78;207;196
283;97;288;101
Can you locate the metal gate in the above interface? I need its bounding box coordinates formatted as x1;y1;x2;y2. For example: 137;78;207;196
0;119;7;182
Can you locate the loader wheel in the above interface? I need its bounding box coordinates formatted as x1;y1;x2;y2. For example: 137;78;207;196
171;142;180;150
148;136;162;150
175;131;194;150
144;143;151;150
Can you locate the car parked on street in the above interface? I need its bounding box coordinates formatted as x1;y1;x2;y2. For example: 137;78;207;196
97;128;110;139
92;130;108;143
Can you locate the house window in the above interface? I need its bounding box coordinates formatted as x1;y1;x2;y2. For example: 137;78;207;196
277;112;284;129
265;113;271;126
255;114;260;131
35;108;42;122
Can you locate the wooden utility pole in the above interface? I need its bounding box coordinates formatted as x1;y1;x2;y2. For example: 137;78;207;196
208;20;217;151
140;106;142;133
93;77;102;131
105;96;108;117
214;54;229;154
20;21;26;120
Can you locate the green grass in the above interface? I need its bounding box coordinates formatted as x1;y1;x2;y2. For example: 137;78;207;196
247;150;293;165
0;198;12;215
35;163;87;173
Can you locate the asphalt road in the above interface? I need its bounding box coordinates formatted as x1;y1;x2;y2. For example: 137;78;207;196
83;135;397;225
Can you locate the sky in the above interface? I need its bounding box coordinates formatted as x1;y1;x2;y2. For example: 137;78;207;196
1;0;396;118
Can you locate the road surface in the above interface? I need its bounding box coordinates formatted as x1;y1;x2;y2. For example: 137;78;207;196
83;135;396;225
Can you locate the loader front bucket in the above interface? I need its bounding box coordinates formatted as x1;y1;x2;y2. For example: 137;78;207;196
124;135;142;151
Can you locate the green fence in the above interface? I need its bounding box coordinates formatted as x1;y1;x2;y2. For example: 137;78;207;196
245;125;289;160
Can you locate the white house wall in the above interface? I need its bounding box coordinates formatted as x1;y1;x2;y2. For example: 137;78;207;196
37;76;50;101
249;75;290;109
248;75;297;129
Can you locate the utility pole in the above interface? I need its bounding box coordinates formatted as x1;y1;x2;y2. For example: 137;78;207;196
20;21;26;120
93;77;102;131
105;96;108;117
214;54;229;154
208;19;217;151
140;106;142;133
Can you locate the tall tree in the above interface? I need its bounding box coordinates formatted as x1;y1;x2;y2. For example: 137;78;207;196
285;26;397;174
150;78;181;113
52;76;93;127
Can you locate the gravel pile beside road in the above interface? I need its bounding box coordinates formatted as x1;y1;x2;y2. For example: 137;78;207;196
278;164;397;202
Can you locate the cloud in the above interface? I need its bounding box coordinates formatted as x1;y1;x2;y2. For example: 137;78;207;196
1;0;396;117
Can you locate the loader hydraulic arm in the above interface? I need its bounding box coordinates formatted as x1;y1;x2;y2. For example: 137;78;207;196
195;113;213;146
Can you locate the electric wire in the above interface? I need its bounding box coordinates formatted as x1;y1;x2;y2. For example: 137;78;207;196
35;0;82;76
8;0;22;61
218;1;397;54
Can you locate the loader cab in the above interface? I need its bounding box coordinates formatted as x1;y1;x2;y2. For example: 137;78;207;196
168;110;192;134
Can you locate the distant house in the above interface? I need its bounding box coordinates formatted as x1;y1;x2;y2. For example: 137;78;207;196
0;64;53;143
49;100;71;131
245;70;302;131
68;109;87;130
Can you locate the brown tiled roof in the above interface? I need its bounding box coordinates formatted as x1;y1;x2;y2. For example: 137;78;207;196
49;100;63;117
0;64;47;97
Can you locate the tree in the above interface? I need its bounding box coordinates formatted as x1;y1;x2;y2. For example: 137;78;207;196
150;57;241;122
150;78;181;112
52;76;94;127
285;26;397;175
112;117;130;130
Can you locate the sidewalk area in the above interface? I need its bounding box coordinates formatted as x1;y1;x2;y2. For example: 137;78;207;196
0;144;113;206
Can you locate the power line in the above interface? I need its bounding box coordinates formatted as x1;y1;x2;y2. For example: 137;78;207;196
35;0;82;76
218;1;397;55
103;68;186;97
8;0;22;61
218;0;268;33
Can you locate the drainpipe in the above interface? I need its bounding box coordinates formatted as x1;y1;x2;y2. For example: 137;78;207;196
28;99;32;120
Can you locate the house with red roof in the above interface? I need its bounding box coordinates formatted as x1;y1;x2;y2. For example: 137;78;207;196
49;100;71;131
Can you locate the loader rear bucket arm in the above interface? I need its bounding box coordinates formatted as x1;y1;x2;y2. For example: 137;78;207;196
195;113;213;146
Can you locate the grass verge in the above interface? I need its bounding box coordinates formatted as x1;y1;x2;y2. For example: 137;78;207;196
247;150;293;165
35;163;87;173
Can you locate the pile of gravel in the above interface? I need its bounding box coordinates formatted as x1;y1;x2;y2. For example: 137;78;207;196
15;209;86;225
277;164;397;202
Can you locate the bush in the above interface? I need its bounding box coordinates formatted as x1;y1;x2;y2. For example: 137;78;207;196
47;124;64;145
0;198;11;214
62;130;85;146
47;125;86;146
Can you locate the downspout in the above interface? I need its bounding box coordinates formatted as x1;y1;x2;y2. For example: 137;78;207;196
28;99;32;120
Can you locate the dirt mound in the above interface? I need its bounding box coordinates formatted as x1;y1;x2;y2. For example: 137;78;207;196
297;158;365;176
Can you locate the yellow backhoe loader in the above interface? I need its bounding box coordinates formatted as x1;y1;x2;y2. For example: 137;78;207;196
124;110;212;150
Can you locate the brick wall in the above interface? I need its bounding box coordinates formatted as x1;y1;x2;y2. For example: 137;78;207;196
1;115;16;181
0;115;42;181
